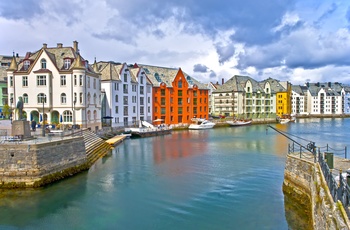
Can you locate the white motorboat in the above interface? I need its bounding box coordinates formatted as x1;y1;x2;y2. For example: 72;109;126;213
226;119;252;126
125;120;172;138
188;118;215;130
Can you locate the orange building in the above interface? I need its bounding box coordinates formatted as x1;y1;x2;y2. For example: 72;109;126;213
137;64;209;125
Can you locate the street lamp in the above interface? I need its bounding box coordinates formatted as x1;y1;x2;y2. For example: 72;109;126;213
73;99;76;129
10;97;13;124
42;96;45;137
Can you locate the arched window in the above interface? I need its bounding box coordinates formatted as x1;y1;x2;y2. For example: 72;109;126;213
41;58;46;69
87;110;91;121
93;93;97;104
87;93;91;104
61;93;66;104
23;93;28;104
93;110;97;121
115;95;118;102
63;110;72;122
37;93;46;103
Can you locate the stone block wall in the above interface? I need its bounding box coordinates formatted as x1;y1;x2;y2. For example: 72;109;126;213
284;155;350;229
0;137;88;188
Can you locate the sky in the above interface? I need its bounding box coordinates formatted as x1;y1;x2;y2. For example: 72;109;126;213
1;0;350;85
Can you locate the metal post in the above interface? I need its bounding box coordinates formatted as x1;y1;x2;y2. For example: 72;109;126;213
300;146;302;158
327;144;329;152
10;98;13;124
345;146;347;159
42;99;45;137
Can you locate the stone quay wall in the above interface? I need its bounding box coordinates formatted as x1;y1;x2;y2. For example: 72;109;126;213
0;137;88;188
284;155;350;230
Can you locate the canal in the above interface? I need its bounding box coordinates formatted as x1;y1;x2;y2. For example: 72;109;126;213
0;118;349;229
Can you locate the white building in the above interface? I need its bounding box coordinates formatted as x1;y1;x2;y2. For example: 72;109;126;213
291;85;308;115
7;41;102;131
97;62;153;127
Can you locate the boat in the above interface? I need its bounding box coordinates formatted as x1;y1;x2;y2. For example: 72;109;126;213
125;120;172;138
188;118;215;130
277;114;296;124
226;119;252;126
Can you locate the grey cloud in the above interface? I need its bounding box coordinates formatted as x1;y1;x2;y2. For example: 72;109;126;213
193;64;209;73
152;29;166;39
215;43;236;64
315;3;337;26
209;70;216;78
0;0;43;20
237;25;350;71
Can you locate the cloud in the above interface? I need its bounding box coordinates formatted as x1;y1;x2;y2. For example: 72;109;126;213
0;0;43;20
347;6;350;25
209;70;217;78
215;42;236;64
193;64;209;73
314;3;337;26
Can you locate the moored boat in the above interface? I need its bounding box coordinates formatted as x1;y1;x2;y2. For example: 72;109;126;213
125;120;172;138
188;118;215;130
226;119;252;126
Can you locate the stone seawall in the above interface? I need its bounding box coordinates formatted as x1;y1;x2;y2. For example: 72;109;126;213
284;155;350;229
0;137;88;188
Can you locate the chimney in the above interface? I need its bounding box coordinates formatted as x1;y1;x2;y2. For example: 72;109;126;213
73;41;78;52
328;82;331;87
43;43;47;49
16;53;19;58
57;43;63;48
222;78;224;85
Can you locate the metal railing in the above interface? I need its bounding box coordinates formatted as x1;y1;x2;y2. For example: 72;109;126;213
288;141;350;218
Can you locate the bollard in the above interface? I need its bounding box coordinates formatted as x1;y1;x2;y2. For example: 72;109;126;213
325;152;334;169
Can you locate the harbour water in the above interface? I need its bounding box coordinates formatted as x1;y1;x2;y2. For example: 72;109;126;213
0;118;349;230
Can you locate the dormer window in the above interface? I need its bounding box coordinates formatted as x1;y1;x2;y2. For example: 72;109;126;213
41;58;46;69
64;59;71;69
24;60;30;70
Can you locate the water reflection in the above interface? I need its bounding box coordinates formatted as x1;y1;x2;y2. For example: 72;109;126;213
0;172;88;228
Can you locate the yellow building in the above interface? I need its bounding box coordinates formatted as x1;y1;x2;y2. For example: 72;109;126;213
276;81;292;117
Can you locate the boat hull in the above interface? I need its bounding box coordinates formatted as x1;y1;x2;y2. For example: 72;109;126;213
129;128;172;138
188;124;215;130
226;120;252;126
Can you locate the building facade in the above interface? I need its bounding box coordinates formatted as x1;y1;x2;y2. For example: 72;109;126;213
7;41;102;131
98;61;153;127
139;64;209;124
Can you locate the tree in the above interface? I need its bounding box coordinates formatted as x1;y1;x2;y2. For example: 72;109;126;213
2;104;10;119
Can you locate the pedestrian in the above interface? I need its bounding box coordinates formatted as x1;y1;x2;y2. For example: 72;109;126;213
31;120;37;131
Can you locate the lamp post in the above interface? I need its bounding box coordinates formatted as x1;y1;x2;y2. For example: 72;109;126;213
10;97;13;124
42;97;45;137
73;99;76;129
101;90;105;127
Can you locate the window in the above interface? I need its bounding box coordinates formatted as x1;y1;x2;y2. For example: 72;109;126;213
123;96;128;105
87;77;90;88
74;75;77;86
37;93;46;103
178;81;182;88
93;93;97;104
23;94;28;104
140;86;144;95
123;84;128;94
37;75;46;86
161;98;166;105
61;75;66;86
140;97;144;105
124;74;127;82
22;76;28;87
41;58;46;69
63;110;72;122
115;106;119;114
79;93;83;103
161;89;165;96
10;76;13;87
61;93;67;104
115;95;118;102
94;110;97;121
87;93;90;104
74;92;77;103
140;76;144;84
93;78;96;89
79;75;83;86
64;59;71;69
178;90;182;96
24;60;30;70
87;111;91;121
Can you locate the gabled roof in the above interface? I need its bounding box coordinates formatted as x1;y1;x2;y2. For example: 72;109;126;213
14;42;98;75
261;77;287;93
137;64;179;87
214;75;264;93
96;61;123;81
